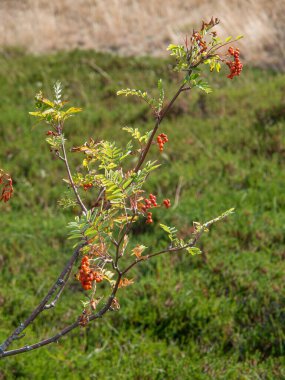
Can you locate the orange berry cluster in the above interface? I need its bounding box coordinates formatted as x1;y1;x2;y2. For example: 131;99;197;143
78;255;103;290
0;173;13;203
192;31;207;53
83;183;93;191
141;194;157;224
157;133;168;152
226;47;243;79
141;194;172;224
163;199;171;208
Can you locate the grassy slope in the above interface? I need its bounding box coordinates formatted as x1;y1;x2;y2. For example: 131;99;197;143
0;49;285;379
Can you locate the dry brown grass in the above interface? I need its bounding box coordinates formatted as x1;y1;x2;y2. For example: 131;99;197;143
0;0;284;69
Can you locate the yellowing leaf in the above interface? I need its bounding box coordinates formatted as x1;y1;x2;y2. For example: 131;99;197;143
121;234;129;254
82;158;89;168
216;62;221;72
118;278;134;288
132;244;147;258
29;111;43;117
114;215;138;224
166;44;178;51
65;107;83;114
37;97;55;108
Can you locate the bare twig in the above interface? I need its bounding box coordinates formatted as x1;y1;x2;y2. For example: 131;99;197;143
114;213;135;268
60;136;88;215
44;265;73;310
207;37;242;56
181;86;191;92
134;82;186;173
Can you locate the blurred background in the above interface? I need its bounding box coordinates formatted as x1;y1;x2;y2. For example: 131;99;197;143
1;0;285;69
1;1;285;379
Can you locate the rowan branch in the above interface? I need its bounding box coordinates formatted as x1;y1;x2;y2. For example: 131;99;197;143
1;20;239;357
0;243;85;354
0;268;122;358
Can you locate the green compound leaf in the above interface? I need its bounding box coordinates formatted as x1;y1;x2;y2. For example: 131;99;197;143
186;246;202;255
122;127;152;144
160;224;178;241
117;88;157;109
195;80;212;94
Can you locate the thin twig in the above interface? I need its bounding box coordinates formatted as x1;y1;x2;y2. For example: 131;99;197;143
44;265;73;310
60;137;88;215
115;213;135;268
122;221;212;276
134;82;186;174
207;38;241;55
121;244;189;275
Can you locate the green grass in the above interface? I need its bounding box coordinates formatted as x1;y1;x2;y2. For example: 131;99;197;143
0;48;285;379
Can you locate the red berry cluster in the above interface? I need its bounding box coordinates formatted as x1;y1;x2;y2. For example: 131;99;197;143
146;212;153;224
0;172;13;203
141;194;158;224
226;47;243;79
83;183;93;191
192;31;207;53
163;199;171;208
157;133;168;152
141;194;158;212
78;255;103;290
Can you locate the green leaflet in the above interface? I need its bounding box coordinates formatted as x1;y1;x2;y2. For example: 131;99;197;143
122;127;151;144
186;247;202;255
117;84;164;112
